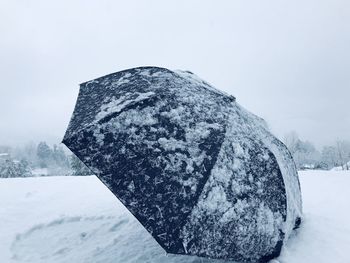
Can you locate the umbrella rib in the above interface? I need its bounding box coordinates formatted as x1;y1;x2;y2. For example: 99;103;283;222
175;119;229;249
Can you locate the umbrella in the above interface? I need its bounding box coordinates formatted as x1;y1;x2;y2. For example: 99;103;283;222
63;67;302;263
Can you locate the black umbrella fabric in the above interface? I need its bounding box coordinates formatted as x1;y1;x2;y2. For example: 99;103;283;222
63;67;302;263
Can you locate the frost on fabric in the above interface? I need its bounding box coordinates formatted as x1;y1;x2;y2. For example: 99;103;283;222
63;66;302;263
95;91;156;122
180;106;289;262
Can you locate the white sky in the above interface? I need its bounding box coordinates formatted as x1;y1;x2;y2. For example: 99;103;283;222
1;0;349;147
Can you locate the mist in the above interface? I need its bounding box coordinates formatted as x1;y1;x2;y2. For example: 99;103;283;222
1;0;349;147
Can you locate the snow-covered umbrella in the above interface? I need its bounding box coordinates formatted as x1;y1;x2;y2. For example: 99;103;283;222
63;67;302;263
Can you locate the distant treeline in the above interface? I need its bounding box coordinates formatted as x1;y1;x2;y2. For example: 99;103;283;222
0;142;91;178
1;134;350;178
283;131;350;170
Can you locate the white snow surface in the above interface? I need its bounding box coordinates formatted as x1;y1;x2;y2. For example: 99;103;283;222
1;170;349;263
31;168;49;177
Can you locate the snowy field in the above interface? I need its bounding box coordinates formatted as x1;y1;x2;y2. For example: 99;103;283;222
0;170;349;263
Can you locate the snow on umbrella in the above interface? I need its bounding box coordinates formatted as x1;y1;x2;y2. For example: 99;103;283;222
62;67;302;263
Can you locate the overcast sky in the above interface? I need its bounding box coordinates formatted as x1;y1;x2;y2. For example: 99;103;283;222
1;0;349;148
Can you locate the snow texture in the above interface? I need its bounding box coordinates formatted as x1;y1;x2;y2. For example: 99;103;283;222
1;171;349;263
62;67;302;262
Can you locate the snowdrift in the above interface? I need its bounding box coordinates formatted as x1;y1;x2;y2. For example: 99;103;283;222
0;171;349;263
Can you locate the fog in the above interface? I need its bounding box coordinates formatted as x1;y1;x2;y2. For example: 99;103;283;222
1;0;349;147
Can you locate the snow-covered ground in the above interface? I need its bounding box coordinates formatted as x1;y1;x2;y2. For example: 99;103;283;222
332;161;350;171
31;168;49;177
0;171;349;263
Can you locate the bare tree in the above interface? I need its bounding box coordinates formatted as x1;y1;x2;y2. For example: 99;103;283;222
321;146;338;169
283;131;321;169
283;131;300;156
336;140;350;170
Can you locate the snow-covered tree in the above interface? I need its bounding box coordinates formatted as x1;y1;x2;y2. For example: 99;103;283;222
18;159;32;177
0;158;31;178
336;140;350;170
283;132;320;169
321;146;339;169
52;144;69;167
283;131;300;156
70;155;92;176
36;142;53;168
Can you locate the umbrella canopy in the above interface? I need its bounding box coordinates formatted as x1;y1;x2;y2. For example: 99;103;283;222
63;67;302;263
